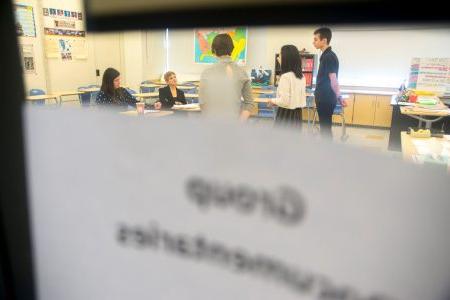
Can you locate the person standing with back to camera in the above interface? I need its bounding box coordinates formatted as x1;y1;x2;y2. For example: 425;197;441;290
199;33;255;121
268;44;306;128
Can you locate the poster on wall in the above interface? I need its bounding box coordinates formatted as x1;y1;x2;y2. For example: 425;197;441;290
408;57;450;96
58;39;72;61
14;4;36;37
251;68;272;87
20;44;36;74
45;36;87;59
42;6;87;60
194;27;247;65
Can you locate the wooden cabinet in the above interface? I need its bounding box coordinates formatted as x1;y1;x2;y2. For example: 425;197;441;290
300;93;393;128
352;94;377;126
351;94;393;127
302;107;315;122
373;96;393;127
332;94;354;125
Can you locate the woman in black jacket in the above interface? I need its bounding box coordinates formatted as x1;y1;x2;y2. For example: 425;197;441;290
154;71;187;110
96;68;137;108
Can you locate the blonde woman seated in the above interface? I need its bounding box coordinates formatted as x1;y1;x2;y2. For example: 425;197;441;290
154;71;187;110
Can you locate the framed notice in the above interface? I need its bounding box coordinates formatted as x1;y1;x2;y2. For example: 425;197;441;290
20;44;36;74
14;4;37;37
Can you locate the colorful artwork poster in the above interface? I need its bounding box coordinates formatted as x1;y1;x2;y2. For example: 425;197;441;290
14;4;36;37
44;27;85;37
194;27;247;65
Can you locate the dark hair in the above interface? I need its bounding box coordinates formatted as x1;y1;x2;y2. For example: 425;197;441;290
280;45;303;79
314;27;332;44
101;67;120;96
211;33;234;57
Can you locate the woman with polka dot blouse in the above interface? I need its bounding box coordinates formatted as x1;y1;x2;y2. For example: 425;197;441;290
96;68;138;108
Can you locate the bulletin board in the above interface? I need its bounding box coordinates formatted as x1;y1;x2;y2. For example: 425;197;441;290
42;7;87;60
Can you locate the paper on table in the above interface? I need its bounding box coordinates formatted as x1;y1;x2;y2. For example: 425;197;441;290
416;145;432;155
144;110;160;113
172;103;200;109
412;139;430;147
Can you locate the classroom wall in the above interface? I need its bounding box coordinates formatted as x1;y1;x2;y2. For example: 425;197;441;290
166;27;269;79
164;25;450;88
143;30;167;82
16;0;146;95
41;0;98;93
122;31;146;92
16;0;48;92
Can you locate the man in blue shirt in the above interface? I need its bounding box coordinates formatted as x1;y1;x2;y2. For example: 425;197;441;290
313;27;347;139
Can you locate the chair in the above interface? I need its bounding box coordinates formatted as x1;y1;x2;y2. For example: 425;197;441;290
29;89;45;105
77;86;91;107
254;93;275;119
140;80;156;93
87;85;100;106
183;82;198;94
305;95;315;128
312;102;349;141
126;88;137;95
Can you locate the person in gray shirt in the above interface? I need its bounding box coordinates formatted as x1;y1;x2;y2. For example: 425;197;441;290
199;33;255;121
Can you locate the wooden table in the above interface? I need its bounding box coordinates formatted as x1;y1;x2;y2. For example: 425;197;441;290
26;94;59;104
401;131;450;169
400;103;450;129
120;110;174;117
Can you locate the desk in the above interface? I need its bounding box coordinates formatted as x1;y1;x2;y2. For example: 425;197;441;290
177;85;197;90
56;91;85;105
120;110;174;117
400;103;450;129
133;92;159;99
185;93;198;98
172;104;201;112
140;84;160;88
401;131;450;170
26;94;59;104
252;89;275;95
81;88;100;92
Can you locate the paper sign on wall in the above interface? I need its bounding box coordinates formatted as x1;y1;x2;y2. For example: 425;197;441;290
20;44;36;74
15;4;36;37
408;57;450;96
45;36;87;59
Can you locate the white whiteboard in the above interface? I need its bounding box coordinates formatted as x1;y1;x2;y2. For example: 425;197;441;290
331;27;450;88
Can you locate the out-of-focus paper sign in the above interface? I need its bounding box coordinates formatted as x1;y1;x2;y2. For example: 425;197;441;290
25;108;450;300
